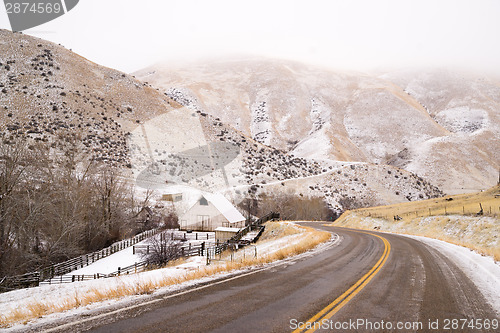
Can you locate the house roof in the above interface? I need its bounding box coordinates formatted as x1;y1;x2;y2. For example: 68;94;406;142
134;206;153;218
202;193;246;223
215;227;241;233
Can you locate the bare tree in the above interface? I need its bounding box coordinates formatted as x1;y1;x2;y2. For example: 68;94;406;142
255;193;333;221
239;195;259;225
0;137;139;277
140;234;183;267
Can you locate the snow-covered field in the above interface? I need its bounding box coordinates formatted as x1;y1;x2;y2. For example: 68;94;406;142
0;222;330;330
45;230;215;279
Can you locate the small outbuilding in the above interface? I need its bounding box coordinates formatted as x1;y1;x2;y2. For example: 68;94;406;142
179;193;246;231
215;227;242;243
134;206;161;230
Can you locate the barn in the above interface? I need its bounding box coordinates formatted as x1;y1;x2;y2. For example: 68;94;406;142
179;193;246;231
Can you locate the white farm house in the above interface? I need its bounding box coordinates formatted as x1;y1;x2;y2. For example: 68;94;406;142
179;193;246;231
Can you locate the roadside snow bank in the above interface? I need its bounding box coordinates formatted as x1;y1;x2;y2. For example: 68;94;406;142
406;234;500;315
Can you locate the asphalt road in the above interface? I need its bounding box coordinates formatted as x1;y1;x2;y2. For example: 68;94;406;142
42;223;498;332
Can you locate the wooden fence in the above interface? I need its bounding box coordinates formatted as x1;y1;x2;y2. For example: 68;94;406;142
0;228;160;292
1;213;280;291
207;212;280;264
366;203;499;221
38;228;160;281
40;262;151;285
157;231;215;242
133;243;207;257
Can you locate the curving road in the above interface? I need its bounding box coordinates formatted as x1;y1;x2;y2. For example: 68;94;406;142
41;223;498;332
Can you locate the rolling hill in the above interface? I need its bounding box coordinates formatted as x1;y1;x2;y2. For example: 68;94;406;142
136;58;500;195
0;30;445;213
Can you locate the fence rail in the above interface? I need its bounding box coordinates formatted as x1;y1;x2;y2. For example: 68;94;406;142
133;243;207;257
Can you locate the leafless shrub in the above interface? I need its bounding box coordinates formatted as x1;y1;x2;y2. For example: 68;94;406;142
140;236;183;267
162;209;179;229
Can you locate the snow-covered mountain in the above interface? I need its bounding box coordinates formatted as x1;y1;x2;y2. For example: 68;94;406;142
0;30;444;212
135;59;500;194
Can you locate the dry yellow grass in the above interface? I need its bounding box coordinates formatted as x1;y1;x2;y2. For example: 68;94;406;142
0;222;330;328
332;186;500;261
356;185;500;221
258;221;302;241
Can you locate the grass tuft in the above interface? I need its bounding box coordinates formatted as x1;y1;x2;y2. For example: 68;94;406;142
26;301;49;318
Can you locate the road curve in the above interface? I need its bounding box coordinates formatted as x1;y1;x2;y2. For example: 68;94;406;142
40;223;498;332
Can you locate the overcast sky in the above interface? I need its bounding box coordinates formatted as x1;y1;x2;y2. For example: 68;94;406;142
1;0;499;74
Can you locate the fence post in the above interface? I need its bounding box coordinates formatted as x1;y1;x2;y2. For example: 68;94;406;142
147;245;150;254
133;246;135;255
118;267;121;276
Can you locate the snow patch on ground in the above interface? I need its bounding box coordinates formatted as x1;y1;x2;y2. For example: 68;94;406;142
435;107;487;133
405;234;500;315
291;98;333;160
292;126;332;160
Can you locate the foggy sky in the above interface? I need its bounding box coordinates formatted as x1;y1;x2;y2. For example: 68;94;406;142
1;0;499;74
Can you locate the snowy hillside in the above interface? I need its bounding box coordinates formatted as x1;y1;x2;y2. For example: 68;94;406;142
136;59;500;194
0;29;182;168
0;30;444;213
